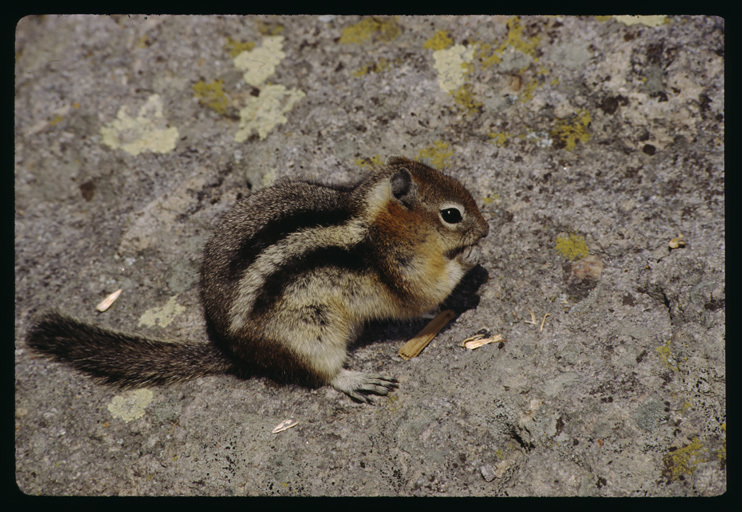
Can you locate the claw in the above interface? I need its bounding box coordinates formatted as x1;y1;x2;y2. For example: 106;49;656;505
330;370;398;403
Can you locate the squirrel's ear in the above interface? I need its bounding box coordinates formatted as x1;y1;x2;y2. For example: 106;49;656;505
390;168;416;207
385;155;409;165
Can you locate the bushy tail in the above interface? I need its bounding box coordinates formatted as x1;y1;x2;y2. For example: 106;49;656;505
26;311;234;388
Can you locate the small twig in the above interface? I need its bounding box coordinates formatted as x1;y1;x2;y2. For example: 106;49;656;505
539;313;551;332
462;334;506;350
272;419;298;434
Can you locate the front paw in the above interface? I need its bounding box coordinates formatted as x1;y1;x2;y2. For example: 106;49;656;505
330;370;398;403
459;243;482;267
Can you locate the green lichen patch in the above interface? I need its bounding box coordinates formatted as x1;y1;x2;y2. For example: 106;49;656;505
107;389;153;422
613;15;669;27
138;295;186;328
192;79;230;115
555;233;589;261
233;36;286;87
100;94;179;156
234;84;306;142
430;43;476;94
339;17;401;45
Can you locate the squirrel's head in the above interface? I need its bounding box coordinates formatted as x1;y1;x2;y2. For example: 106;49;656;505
389;156;488;266
364;156;489;270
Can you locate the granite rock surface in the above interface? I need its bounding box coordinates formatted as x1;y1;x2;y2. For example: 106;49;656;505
14;15;725;496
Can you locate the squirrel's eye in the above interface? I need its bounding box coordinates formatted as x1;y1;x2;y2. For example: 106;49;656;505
440;207;463;224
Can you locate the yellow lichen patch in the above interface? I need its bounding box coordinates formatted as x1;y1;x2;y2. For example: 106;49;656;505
424;30;454;51
718;423;727;464
255;20;284;36
224;37;255;58
555;233;589;261
100;94;179;156
489;131;509;147
233;36;286;87
192;79;230;115
452;83;482;116
475;42;501;69
482;194;497;205
234;84;306;142
504;16;541;58
550;109;592;151
477;16;542;69
339;17;401;45
655;339;680;372
49;115;65;126
417;140;454;169
107;389;153;422
519;77;540;103
352;58;391;77
138;295;186;329
663;437;708;483
354;155;386;169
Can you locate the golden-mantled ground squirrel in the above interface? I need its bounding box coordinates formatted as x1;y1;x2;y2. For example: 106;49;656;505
27;157;489;402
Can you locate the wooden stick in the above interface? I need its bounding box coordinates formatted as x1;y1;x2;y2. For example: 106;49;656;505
398;309;456;360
